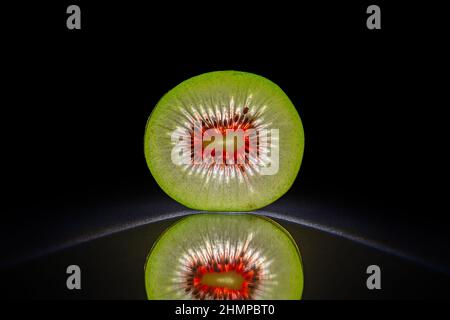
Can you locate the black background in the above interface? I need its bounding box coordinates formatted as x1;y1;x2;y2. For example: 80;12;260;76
1;1;449;300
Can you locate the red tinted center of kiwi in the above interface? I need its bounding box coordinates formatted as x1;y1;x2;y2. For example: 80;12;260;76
186;256;261;300
189;107;257;167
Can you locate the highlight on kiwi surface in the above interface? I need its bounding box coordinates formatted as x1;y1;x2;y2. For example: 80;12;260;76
144;214;304;300
144;71;305;211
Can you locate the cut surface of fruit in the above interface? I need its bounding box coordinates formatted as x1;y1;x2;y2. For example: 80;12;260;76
144;214;303;300
144;71;304;211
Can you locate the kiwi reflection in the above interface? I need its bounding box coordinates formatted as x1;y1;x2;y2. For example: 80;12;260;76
144;213;303;300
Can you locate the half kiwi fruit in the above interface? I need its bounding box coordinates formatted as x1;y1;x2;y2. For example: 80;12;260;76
144;71;304;211
145;214;303;300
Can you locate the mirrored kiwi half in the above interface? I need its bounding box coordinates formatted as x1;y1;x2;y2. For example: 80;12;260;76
144;214;303;300
144;71;304;211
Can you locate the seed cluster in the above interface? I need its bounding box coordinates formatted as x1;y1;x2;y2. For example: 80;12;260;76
172;233;276;300
189;105;255;165
171;95;274;188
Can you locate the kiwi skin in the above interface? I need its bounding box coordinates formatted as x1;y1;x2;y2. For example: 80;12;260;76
144;213;304;300
144;71;305;212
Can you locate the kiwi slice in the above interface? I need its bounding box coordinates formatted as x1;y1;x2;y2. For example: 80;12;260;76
144;214;303;300
144;71;304;211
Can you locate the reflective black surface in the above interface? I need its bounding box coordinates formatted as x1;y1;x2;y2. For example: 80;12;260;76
3;215;450;299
